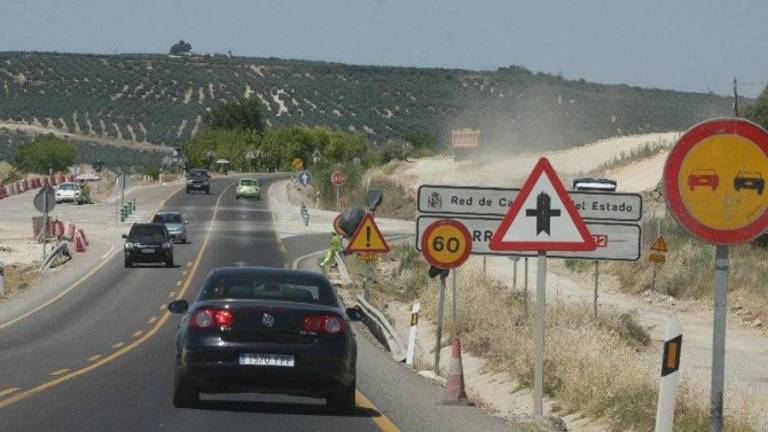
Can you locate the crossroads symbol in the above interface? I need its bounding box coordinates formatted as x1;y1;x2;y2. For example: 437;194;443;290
525;192;560;235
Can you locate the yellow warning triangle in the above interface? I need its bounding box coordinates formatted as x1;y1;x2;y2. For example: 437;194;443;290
346;213;390;253
650;236;668;253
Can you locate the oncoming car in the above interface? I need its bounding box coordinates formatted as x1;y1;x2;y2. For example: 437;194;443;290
152;211;188;243
122;223;174;268
167;267;363;412
235;178;261;200
186;169;211;194
55;182;85;204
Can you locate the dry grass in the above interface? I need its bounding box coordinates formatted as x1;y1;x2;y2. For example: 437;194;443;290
2;263;39;300
368;245;758;431
600;214;768;323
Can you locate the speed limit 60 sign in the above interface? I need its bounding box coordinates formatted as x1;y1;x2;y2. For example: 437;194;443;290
420;219;472;269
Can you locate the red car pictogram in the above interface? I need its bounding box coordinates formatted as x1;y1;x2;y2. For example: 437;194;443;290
688;169;719;191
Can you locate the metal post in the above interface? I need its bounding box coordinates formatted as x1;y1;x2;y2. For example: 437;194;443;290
121;174;126;208
335;186;340;210
363;262;370;302
512;258;518;291
42;190;49;263
524;257;529;317
482;256;486;279
534;252;546;416
710;245;728;432
593;260;599;318
451;268;458;337
434;272;447;375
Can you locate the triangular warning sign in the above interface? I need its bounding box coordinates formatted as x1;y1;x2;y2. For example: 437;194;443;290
650;236;668;253
346;213;390;253
489;158;596;252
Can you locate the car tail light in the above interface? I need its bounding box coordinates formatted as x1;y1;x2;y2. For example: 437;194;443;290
191;308;234;328
303;314;346;335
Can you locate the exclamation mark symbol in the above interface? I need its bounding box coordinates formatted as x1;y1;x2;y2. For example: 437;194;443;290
366;226;371;248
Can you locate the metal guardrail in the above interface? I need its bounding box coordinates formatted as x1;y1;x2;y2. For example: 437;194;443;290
41;242;70;271
334;252;351;285
355;295;407;362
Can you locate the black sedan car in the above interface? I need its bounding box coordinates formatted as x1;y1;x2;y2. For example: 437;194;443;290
186;169;211;194
168;267;362;412
123;223;175;268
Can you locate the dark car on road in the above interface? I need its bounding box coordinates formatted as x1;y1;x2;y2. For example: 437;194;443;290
186;169;211;194
123;223;175;268
733;171;765;195
168;267;362;412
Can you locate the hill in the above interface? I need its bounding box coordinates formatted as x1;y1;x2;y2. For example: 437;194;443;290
0;52;734;152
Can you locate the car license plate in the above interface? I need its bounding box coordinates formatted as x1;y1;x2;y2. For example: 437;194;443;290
238;353;295;367
141;248;155;254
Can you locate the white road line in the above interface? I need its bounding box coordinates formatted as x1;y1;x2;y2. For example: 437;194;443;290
100;245;116;260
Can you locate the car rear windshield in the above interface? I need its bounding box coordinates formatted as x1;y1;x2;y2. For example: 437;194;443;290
198;272;337;306
152;214;182;224
240;180;259;186
188;170;209;178
129;225;166;238
60;184;78;190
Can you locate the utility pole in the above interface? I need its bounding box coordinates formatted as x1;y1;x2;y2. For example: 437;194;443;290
733;78;740;118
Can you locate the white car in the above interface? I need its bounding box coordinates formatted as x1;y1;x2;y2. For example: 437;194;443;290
55;182;84;204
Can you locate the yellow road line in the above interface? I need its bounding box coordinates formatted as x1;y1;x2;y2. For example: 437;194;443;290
0;388;19;398
132;330;144;338
112;342;125;349
356;391;402;432
49;369;70;377
87;355;102;362
0;184;184;333
0;181;236;410
147;316;157;325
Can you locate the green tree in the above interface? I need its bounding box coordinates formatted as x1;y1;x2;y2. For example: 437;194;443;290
402;130;436;149
15;134;75;173
745;85;768;130
169;40;192;55
204;98;264;131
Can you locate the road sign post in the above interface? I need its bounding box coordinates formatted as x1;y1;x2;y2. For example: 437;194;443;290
34;185;56;263
419;219;472;376
489;158;597;416
331;170;346;210
593;260;599;318
662;118;768;432
346;213;389;303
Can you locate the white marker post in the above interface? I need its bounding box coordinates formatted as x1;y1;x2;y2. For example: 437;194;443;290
406;303;421;366
655;316;683;432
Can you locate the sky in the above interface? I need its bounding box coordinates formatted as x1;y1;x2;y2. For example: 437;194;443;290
0;0;766;97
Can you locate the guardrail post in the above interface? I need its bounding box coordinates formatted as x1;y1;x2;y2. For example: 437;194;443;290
0;260;5;298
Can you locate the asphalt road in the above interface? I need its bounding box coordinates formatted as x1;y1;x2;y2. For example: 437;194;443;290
0;177;516;432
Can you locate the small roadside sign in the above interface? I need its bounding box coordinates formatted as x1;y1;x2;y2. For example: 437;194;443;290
33;185;56;214
649;253;666;263
331;170;346;187
291;158;304;171
650;236;668;253
346;214;389;254
420;219;472;269
664;118;768;245
489;158;596;252
297;171;312;186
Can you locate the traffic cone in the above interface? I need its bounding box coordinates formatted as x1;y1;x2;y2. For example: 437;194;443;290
74;229;87;252
442;338;474;406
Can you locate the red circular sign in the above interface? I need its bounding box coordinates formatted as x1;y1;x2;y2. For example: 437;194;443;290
420;219;472;269
663;118;768;245
331;170;346;187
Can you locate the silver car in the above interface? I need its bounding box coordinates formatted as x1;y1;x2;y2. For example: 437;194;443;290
152;211;188;243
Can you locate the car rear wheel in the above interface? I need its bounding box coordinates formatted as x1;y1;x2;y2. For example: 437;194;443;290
326;377;356;414
165;255;174;268
172;374;199;408
124;258;132;268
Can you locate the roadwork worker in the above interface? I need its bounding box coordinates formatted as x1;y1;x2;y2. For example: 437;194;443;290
319;232;342;271
79;180;92;204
